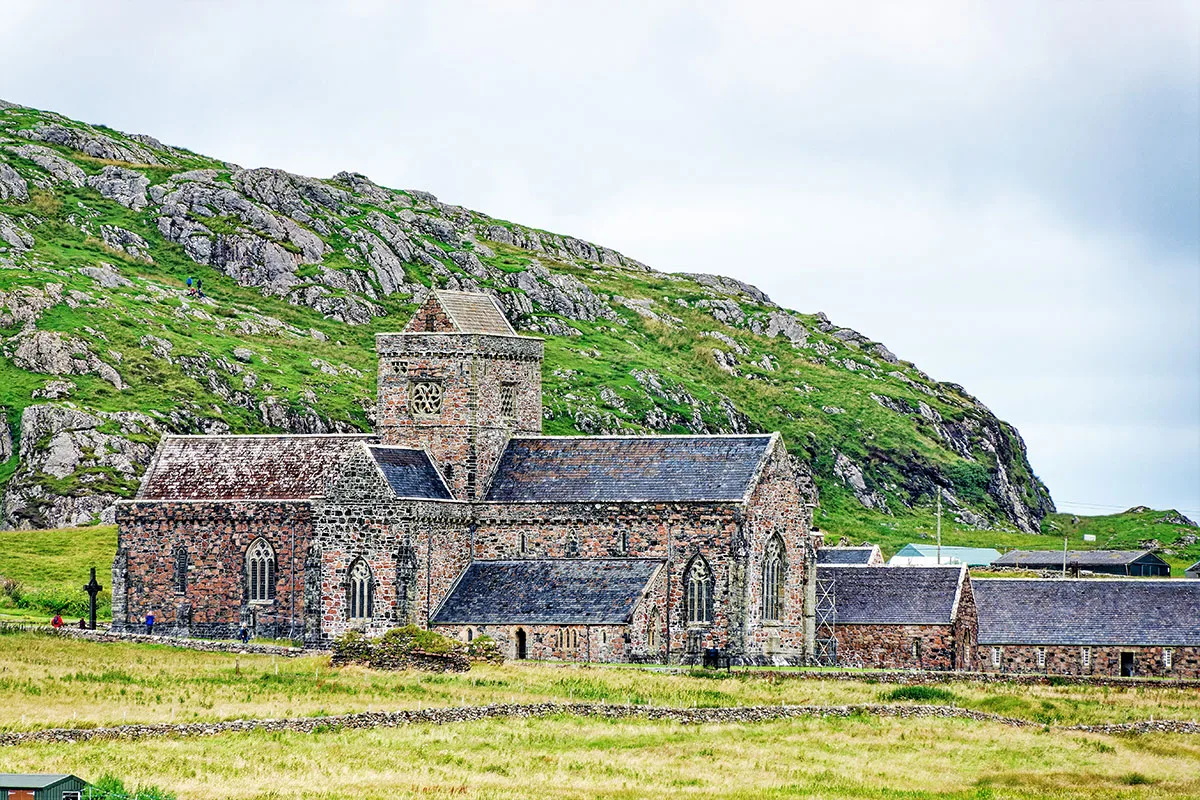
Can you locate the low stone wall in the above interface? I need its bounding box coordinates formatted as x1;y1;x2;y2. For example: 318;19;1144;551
676;666;1200;690
2;703;1196;747
3;624;318;657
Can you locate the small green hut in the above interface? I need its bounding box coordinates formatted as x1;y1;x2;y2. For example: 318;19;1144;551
0;775;89;800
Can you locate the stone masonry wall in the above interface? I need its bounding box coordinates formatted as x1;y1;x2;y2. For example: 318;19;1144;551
375;332;542;500
835;623;960;670
114;500;312;640
979;644;1200;678
473;501;745;662
742;438;813;663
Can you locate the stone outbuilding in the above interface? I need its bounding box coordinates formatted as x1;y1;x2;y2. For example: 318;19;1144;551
974;578;1200;677
992;549;1170;577
1185;560;1200;579
823;565;977;671
114;290;819;664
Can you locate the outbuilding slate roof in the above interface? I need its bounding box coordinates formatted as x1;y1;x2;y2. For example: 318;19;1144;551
138;434;374;501
434;290;516;335
483;435;776;503
817;547;878;566
432;559;664;625
367;446;452;500
992;550;1166;568
824;566;966;625
0;774;82;789
974;579;1200;646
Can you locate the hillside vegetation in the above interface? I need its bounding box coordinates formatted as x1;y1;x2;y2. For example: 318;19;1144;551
0;98;1057;535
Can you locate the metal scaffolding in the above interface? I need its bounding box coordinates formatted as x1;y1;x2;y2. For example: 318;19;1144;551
813;576;837;666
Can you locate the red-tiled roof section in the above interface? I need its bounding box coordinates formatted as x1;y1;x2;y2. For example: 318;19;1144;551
435;290;516;335
138;435;374;501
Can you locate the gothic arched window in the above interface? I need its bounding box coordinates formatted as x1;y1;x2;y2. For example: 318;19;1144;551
762;535;786;622
348;558;374;621
246;538;275;603
685;555;713;625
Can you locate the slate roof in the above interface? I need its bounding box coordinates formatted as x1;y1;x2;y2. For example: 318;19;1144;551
1187;560;1200;576
138;434;374;501
893;544;1001;566
432;559;664;624
817;547;878;566
974;579;1200;646
824;566;966;625
484;435;776;503
992;550;1166;568
367;446;452;500
435;290;516;335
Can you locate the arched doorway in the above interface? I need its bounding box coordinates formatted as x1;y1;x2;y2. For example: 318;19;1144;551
515;628;527;660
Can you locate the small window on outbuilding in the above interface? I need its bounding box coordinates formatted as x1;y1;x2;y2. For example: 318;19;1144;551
991;646;1002;668
1081;647;1091;668
1036;647;1046;668
1164;648;1173;670
911;639;921;659
467;628;474;642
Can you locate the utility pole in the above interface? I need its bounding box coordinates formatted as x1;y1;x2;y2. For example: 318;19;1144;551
936;486;942;565
1063;533;1068;579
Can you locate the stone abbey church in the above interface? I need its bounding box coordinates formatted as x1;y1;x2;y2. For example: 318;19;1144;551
114;291;819;663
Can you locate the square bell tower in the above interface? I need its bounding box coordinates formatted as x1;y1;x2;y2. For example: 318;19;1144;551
375;290;543;500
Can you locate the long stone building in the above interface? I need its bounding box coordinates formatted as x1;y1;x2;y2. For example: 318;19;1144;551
114;291;820;664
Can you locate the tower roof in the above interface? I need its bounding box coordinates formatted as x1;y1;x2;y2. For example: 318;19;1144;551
405;290;516;335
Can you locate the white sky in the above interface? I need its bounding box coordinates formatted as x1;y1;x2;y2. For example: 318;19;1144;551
2;1;1197;516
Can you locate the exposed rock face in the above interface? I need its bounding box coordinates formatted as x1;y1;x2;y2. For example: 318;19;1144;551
0;213;34;251
0;162;29;202
0;283;62;329
79;263;133;289
10;330;124;388
86;166;150;210
8;144;87;186
99;225;152;261
2;405;159;529
833;450;890;512
18;122;164;165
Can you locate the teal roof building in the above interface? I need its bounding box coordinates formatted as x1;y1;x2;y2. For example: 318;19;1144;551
891;544;1002;567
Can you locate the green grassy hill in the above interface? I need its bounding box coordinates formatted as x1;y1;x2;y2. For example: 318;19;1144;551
0;98;1065;537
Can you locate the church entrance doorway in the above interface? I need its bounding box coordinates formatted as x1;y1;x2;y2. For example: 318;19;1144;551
1120;652;1135;677
516;629;527;660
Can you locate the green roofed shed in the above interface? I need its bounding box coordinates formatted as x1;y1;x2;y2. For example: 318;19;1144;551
891;544;1002;567
0;774;89;800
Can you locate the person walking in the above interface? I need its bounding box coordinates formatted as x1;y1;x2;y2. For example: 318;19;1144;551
145;611;155;635
239;625;250;645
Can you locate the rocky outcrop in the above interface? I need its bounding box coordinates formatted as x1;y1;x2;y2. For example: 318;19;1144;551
99;225;152;261
0;162;29;202
0;212;33;251
2;405;159;529
86;166;149;210
10;330;123;388
18;122;164;165
832;450;890;512
7;143;87;187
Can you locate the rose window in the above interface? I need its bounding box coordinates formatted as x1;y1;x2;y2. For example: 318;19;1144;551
410;381;443;416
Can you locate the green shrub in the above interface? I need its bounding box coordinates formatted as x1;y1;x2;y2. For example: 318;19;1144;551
85;774;177;799
373;624;464;663
466;635;504;664
332;629;371;663
880;685;957;703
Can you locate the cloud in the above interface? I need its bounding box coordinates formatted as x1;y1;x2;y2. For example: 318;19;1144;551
1;0;1196;513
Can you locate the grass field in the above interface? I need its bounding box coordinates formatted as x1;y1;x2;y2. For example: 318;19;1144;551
0;524;116;622
3;712;1199;799
3;633;1200;732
